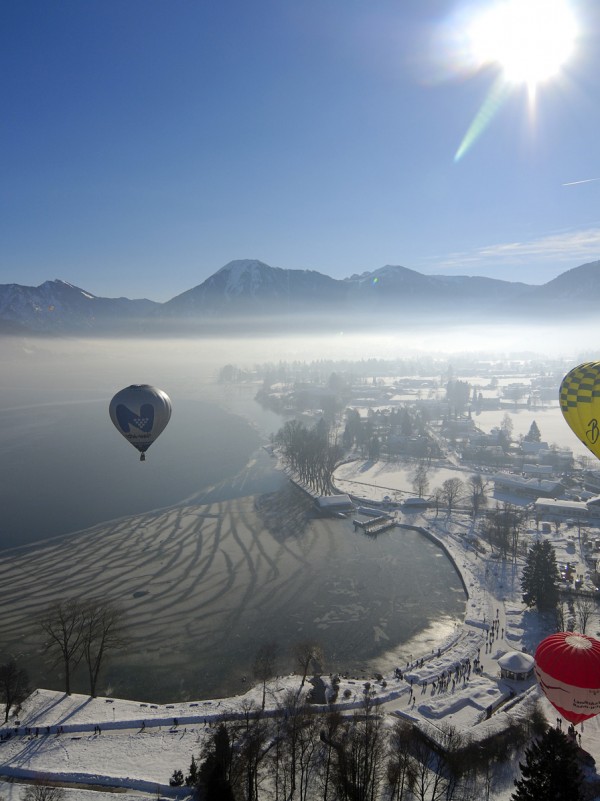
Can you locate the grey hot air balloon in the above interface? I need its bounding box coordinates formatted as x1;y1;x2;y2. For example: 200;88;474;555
109;384;172;461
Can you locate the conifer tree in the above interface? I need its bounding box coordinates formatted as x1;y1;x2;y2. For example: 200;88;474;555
521;540;560;610
512;727;583;801
197;723;236;801
524;420;542;442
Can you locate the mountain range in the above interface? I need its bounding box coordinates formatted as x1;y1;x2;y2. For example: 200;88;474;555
0;259;597;335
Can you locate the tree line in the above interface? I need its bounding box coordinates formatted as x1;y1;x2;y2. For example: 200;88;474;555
171;692;552;801
275;419;341;496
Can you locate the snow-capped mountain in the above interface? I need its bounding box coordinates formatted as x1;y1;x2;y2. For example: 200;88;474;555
159;259;529;323
0;259;598;335
0;279;159;333
160;259;343;316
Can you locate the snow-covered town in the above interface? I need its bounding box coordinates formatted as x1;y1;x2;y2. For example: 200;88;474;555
3;357;600;800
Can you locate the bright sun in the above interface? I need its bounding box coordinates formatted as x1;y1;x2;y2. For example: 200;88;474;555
467;0;578;88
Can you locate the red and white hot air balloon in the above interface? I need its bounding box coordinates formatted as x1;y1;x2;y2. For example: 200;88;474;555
534;631;600;725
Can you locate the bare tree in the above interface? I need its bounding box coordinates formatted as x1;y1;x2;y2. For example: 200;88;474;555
40;598;126;696
293;640;323;695
499;413;513;451
482;504;526;560
408;724;468;801
468;474;488;519
81;600;126;697
273;690;320;801
432;488;444;518
575;596;595;634
295;711;321;801
441;478;465;517
556;601;570;633
330;693;387;801
238;714;273;801
40;599;86;695
23;786;65;801
412;464;430;498
387;719;417;800
252;641;279;710
0;658;29;722
316;708;343;801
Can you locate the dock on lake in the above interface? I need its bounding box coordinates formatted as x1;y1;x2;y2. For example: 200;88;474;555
353;515;397;535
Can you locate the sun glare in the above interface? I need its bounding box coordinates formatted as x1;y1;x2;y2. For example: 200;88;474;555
454;0;579;160
468;0;578;88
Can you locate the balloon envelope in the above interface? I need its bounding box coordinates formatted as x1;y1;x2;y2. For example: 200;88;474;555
534;632;600;725
560;362;600;461
109;385;172;459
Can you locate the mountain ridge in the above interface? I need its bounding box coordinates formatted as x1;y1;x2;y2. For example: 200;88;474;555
1;259;598;335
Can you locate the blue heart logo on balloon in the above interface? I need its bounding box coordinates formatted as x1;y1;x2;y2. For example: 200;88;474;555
109;385;172;462
115;403;155;433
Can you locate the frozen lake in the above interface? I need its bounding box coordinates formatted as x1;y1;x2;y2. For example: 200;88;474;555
0;340;465;701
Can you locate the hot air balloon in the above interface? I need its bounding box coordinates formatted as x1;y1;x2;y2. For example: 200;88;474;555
560;362;600;462
534;631;600;725
109;384;172;461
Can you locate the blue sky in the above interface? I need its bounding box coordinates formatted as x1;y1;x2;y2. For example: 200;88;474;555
2;0;600;301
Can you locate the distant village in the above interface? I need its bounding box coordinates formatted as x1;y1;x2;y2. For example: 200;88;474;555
221;354;600;587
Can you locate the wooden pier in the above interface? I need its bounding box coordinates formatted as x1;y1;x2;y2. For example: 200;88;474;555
353;516;397;535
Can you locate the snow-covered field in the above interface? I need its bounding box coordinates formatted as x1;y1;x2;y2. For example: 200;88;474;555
474;405;590;459
334;459;471;498
2;457;600;800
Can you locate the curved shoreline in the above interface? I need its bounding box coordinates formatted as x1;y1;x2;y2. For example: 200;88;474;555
404;522;471;600
0;469;558;799
2;428;481;709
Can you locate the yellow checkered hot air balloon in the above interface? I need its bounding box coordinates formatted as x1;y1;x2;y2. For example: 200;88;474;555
560;362;600;461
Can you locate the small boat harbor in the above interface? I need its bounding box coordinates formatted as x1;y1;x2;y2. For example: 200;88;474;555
286;469;402;534
353;514;397;535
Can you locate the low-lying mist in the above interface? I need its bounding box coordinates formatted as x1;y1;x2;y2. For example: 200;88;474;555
0;315;595;382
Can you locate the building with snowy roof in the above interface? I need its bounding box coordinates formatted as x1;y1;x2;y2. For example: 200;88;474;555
315;495;354;513
534;497;589;522
498;651;535;681
492;473;564;501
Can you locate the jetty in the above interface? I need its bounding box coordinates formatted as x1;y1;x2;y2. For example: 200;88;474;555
353;515;397;535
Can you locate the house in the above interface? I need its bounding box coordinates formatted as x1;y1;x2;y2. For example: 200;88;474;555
521;440;549;456
533;497;589;522
522;463;554;478
583;471;600;494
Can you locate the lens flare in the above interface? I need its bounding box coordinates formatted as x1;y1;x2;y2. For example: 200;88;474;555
452;0;578;160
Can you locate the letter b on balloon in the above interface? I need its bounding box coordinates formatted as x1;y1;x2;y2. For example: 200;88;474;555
560;362;600;461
